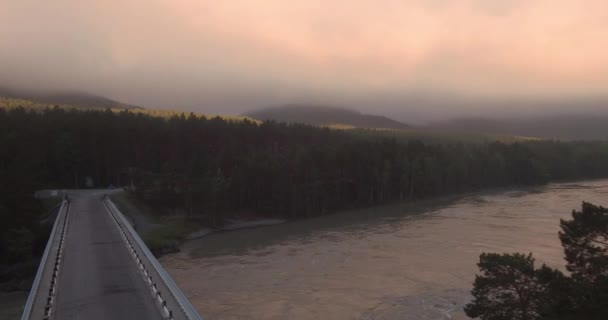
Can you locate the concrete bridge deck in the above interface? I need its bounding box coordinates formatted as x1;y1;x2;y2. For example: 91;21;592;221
54;191;163;320
22;190;201;320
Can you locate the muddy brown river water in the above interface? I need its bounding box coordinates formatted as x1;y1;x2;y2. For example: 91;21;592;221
161;180;608;320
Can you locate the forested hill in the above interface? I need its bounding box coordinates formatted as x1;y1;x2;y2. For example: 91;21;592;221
246;105;409;129
0;86;140;109
429;114;608;140
0;95;258;122
3;107;608;224
3;106;608;286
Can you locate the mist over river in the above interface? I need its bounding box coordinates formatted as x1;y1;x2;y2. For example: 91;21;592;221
161;180;608;320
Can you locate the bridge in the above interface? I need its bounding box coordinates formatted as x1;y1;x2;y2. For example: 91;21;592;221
21;190;202;320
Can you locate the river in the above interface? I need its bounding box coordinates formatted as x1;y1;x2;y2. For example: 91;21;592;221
160;180;608;319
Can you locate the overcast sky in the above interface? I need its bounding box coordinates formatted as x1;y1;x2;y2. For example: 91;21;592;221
1;0;607;120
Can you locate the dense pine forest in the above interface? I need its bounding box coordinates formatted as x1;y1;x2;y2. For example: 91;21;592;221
3;106;608;288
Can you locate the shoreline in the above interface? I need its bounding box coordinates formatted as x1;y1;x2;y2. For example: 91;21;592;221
110;177;608;256
172;177;608;252
185;218;286;240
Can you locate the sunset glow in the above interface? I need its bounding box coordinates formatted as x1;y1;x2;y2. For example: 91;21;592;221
2;0;608;113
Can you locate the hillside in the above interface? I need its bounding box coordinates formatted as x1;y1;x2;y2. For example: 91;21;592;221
0;87;140;109
429;114;608;141
246;105;409;129
0;94;258;123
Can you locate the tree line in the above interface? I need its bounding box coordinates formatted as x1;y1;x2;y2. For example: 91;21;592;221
2;106;608;288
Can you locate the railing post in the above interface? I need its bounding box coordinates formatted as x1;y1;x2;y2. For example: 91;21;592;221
104;198;202;320
21;200;69;320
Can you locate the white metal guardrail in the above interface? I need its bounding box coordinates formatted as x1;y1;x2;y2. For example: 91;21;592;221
21;200;70;320
104;197;203;320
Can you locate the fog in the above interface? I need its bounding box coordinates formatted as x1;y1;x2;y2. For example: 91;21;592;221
1;0;608;122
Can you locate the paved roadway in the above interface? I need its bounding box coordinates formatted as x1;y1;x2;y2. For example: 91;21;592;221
54;191;163;320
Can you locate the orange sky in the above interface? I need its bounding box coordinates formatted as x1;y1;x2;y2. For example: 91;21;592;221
1;0;608;113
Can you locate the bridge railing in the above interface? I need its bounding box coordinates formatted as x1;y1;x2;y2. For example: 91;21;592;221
104;197;202;320
21;199;69;320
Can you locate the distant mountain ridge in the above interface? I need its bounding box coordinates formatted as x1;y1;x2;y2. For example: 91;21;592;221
246;105;409;129
429;114;608;140
0;86;140;109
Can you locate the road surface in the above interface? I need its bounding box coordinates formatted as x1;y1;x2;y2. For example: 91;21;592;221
54;191;163;320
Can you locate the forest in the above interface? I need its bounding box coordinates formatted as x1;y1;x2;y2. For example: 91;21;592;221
2;106;608;289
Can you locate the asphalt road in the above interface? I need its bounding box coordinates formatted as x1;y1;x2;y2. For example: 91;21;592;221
54;191;163;320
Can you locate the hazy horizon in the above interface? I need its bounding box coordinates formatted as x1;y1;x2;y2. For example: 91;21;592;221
2;0;608;122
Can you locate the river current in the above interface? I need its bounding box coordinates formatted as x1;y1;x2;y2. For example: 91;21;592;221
161;180;608;319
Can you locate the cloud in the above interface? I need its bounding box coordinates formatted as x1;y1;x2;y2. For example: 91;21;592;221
1;0;607;116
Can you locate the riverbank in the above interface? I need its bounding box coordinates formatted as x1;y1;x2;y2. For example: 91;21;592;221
110;192;286;255
158;179;608;320
113;177;604;257
112;184;539;256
